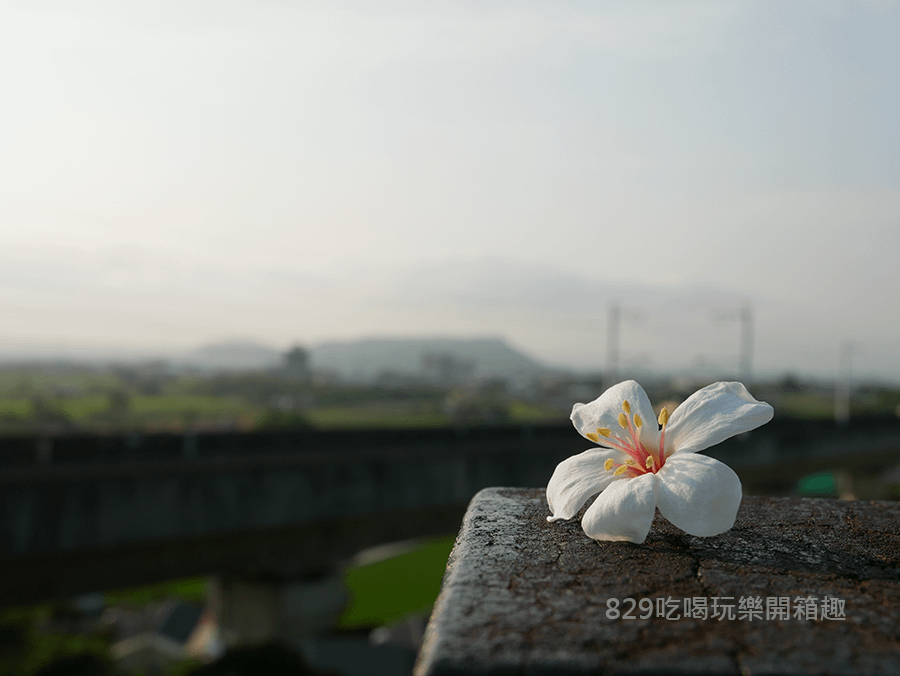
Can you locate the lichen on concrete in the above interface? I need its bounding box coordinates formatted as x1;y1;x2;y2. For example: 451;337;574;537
415;488;900;676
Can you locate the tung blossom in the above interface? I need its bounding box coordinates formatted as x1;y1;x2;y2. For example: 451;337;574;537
547;380;774;544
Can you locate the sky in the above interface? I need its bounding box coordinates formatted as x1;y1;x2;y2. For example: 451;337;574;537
1;0;899;382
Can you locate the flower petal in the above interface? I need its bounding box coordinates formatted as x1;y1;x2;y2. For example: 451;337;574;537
665;381;774;454
571;380;658;448
655;454;742;537
581;472;657;543
546;448;625;521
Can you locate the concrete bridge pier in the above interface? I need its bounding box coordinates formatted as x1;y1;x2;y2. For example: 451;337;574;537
208;569;349;647
207;566;424;675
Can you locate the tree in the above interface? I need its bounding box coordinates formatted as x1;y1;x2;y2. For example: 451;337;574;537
283;346;310;382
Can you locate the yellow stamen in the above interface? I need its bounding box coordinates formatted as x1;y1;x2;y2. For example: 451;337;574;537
622;400;631;414
596;428;612;438
613;465;628;476
586;432;600;443
604;458;614;471
658;407;669;426
618;412;628;429
646;456;655;469
625;458;636;466
634;414;643;428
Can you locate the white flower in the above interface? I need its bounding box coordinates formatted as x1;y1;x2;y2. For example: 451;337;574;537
546;380;774;544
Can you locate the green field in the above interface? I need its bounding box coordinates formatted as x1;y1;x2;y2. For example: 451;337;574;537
339;535;456;628
2;364;899;436
306;406;451;429
773;392;836;419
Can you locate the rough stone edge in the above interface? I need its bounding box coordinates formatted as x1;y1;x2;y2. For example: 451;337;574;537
414;488;900;676
414;487;524;676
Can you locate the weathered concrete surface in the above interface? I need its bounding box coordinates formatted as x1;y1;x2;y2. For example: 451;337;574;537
415;488;900;676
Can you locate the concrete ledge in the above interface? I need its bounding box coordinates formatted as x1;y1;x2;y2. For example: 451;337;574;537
415;488;900;676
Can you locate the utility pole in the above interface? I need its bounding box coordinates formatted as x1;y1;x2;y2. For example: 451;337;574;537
835;341;854;425
739;303;753;385
607;304;620;384
607;303;641;384
713;303;754;384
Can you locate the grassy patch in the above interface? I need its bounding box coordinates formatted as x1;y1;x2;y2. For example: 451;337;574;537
0;398;30;416
508;401;567;423
339;536;456;628
60;396;108;419
306;406;450;429
129;394;249;416
103;577;207;606
0;604;112;676
774;392;835;419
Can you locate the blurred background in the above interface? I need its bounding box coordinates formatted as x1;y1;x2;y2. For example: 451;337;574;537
1;1;899;674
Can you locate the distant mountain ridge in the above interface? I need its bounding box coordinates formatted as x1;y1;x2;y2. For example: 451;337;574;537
0;337;550;381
